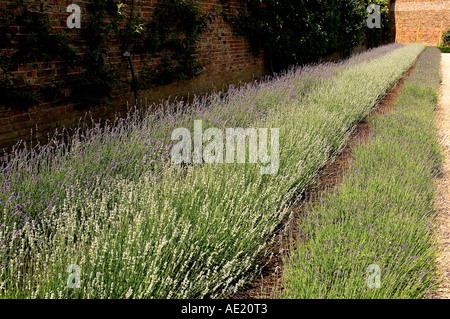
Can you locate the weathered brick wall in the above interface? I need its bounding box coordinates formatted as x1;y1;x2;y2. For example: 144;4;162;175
0;0;266;151
390;0;450;46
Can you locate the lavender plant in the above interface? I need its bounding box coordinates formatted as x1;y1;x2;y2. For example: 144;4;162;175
0;43;423;298
0;43;404;226
282;47;442;298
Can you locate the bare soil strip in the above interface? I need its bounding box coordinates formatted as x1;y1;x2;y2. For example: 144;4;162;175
434;53;450;299
230;57;420;299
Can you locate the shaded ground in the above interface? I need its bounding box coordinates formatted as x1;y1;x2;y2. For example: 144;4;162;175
229;57;420;299
434;53;450;299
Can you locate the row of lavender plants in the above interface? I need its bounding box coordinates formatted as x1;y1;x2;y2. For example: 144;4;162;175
0;43;404;227
0;43;422;298
282;47;442;298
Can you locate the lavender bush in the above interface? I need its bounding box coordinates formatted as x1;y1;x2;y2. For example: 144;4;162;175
0;43;423;298
282;47;442;298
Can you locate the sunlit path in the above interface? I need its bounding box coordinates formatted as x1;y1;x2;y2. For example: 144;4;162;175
435;53;450;299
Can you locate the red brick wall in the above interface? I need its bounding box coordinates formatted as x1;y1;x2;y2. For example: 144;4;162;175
0;0;266;151
390;0;450;46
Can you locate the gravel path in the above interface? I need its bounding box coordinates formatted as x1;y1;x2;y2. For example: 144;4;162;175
435;53;450;299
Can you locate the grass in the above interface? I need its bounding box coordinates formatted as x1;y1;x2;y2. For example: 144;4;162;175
0;43;424;298
281;46;442;298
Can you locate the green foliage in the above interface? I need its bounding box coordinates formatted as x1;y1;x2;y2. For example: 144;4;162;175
0;0;213;111
221;0;366;72
70;0;214;109
443;29;450;47
437;46;450;53
138;0;213;85
0;0;77;110
68;0;121;109
122;0;214;101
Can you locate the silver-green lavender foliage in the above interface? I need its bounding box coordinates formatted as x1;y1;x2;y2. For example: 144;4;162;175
282;47;442;299
0;43;423;298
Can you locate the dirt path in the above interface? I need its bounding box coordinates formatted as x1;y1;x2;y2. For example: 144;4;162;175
435;53;450;299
